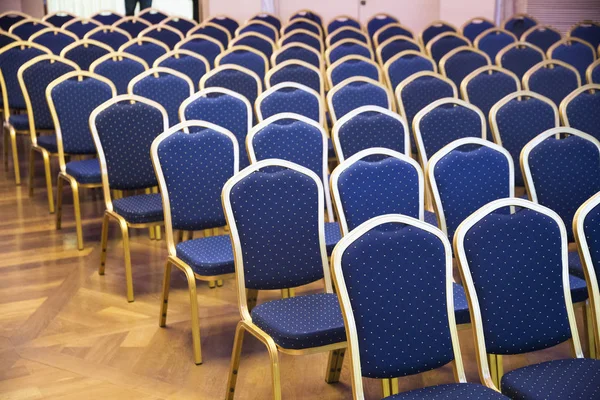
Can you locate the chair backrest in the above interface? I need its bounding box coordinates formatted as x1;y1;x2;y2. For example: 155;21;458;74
373;22;414;48
153;49;209;88
327;77;393;124
331;148;422;234
490;91;559;187
249;12;281;32
42;11;76;27
414;98;486;167
60;39;112;70
161;16;197;36
47;70;116;170
561;84;600;142
138;8;169;25
496;41;545;79
63;18;102;39
332;105;409;162
119;37;170;68
282;17;323;37
326;26;370;48
420;20;457;46
366;13;398;39
326;38;373;66
84;26;132;51
332;214;463;393
215;45;268;80
255;82;324;125
29;27;78;55
207;15;239;38
237;20;278;42
89;52;148;95
278;29;323;54
174;34;222;67
588;59;600;84
427;138;514;239
91;10;122;25
376;35;422;65
271;42;323;69
0;11;28;32
289;10;323;26
548;37;596;81
9;18;51;40
265;60;323;97
187;22;231;48
426;32;471;63
455;198;582;358
128;67;193;127
383;50;436;93
140;25;184;50
230;32;276;60
502;13;538;38
222;159;330;297
439;46;491;89
522;127;600;242
152;120;239;255
180;88;252;168
112;16;151;38
0;30;19;49
523;59;581;106
474;27;518;61
522;25;562;53
568;20;600;49
326;15;362;36
461;17;495;43
327;55;382;88
200;64;262;105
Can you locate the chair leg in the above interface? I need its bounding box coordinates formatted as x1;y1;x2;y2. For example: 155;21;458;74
39;149;55;213
281;289;291;298
226;322;246;400
118;218;134;302
159;260;172;327
488;354;499;388
3;125;9;171
8;126;20;185
69;178;84;250
216;279;224;287
391;378;399;394
381;379;392;397
496;355;503;386
56;175;64;230
99;212;110;275
266;337;282;400
325;348;345;383
183;266;202;364
153;187;161;240
246;289;258;313
28;147;35;195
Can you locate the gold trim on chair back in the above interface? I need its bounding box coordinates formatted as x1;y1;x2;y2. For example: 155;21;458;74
460;65;521;102
383;50;437;92
84;25;133;42
8;18;52;35
265;59;323;98
236;19;280;41
325;38;374;66
439;46;491;81
522;59;582;92
372;22;415;49
200;63;263;97
559;83;600;126
270;41;324;70
127;66;195;97
376;34;423;66
278;28;324;54
326;54;383;89
215;45;269;77
495;41;545;66
90;51;150;73
327;76;394;124
282;17;324;38
419;20;458;46
325;26;371;48
28;26;79;42
255;81;325;126
425;31;472;58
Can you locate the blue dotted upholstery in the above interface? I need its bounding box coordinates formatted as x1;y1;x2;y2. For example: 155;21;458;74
188;26;229;48
375;25;414;46
239;24;277;42
164;18;196;36
250;14;281;31
328;42;371;64
112;193;163;224
477;31;516;60
231;35;273;59
122;42;167;68
208;16;239;38
570;24;600;49
273;46;321;69
179;37;221;67
386;53;435;92
453;283;470;324
0;45;48;109
203;68;259;105
429;35;470;63
329;29;369;46
93;100;164;190
176;235;234;276
0;31;18;49
259;87;320;122
526;64;580;106
524;27;562;53
367;15;398;38
93;57;146;95
114;20;149;38
442;48;489;88
64;20;99;39
564;90;600;141
88;30;130;51
142;28;182;50
327;18;361;35
281;32;322;53
0;14;27;31
464;69;518;130
463;20;495;43
324;222;342;255
527;134;600;242
591;63;600;84
422;24;456;45
581;200;600;284
11;21;48;40
91;13;121;25
8;114;29;130
289;12;322;26
570;274;590;303
138;11;168;25
219;49;266;80
45;14;75;27
390;383;507;399
63;42;110;70
498;45;544;79
330;58;379;86
569;250;585;278
65;159;101;184
331;80;389;120
379;37;421;64
551;41;596;81
251;293;345;349
269;63;321;94
130;72;191;127
504;16;537;38
155;52;208;87
30;31;76;54
37;135;58;152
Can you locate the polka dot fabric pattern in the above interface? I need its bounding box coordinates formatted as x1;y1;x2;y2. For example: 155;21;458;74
115;21;148;38
65;158;101;184
64;44;110;70
386;55;435;92
528;135;600;242
341;224;453;378
389;383;508;399
570;24;600;49
250;293;345;349
329;30;369;46
329;43;371;64
552;42;595;80
220;50;266;80
422;25;456;46
157;54;207;88
583;203;600;285
274;47;321;69
477;32;516;60
260;89;320;122
569;274;589;303
0;46;48;109
92;13;121;26
498;46;544;79
465;70;518;126
452;283;470;324
189;26;228;48
379;39;421;64
11;22;47;40
65;21;98;39
331;81;389;120
463;20;495;43
139;11;168;25
367;16;397;39
164;18;196;36
228;168;325;290
462;208;572;354
442;49;489;88
429;36;469;63
251;14;281;32
269;65;321;94
0;32;17;49
88;31;130;51
501;358;600;399
31;31;76;54
591;64;600;84
142;29;181;50
377;25;414;45
44;14;75;27
94;58;146;95
36;135;58;152
176;235;234;276
524;28;561;53
289;12;322;26
204;69;259;105
112;193;163;224
8;115;29;131
281;33;322;53
569;250;584;278
327;19;361;35
527;64;579;107
131;73;190;127
330;59;379;87
94;101;164;190
232;36;273;59
122;43;167;69
209;17;239;38
157;130;235;231
324;222;342;255
504;17;536;39
564;90;600;141
239;25;276;42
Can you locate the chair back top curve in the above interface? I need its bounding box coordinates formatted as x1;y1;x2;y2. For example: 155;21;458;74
60;39;113;70
140;24;184;50
327;76;393;124
502;13;538;38
420;20;457;46
91;10;122;25
560;84;600;142
43;11;76;27
327;55;382;88
200;64;262;106
119;37;170;68
474;27;518;61
496;41;545;79
29;27;78;55
548;37;596;81
255;82;324;126
90;52;148;95
84;25;132;51
426;31;471;64
207;15;239;38
523;59;581;107
153;49;210;88
271;42;323;70
265;59;323;97
439;46;491;89
366;13;398;38
461;17;495;43
63;18;102;39
215;45;269;80
187;22;231;49
138;8;169;25
568;20;600;49
384;50;436;93
373;22;414;48
112;16;151;38
161;15;197;36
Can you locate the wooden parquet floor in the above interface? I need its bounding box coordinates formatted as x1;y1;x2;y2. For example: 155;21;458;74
0;140;586;400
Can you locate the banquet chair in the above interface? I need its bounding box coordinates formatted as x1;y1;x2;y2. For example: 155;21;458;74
60;39;112;70
265;60;324;98
560;84;600;144
326;26;370;47
222;159;347;399
495;41;545;79
278;29;324;54
271;42;323;69
90;10;122;26
215;46;269;81
383;50;436;93
17;55;78;212
84;26;131;51
249;12;281;32
63;18;101;39
366;13;398;39
426;31;471;64
461;16;495;43
29;27;77;54
120;37;170;68
372;22;414;49
0;30;18;49
206;15;239;38
326;15;362;36
180;88;252;168
0;11;28;32
455;197;600;397
501;13;538;38
376;35;422;65
419;20;457;46
187;22;231;48
140;25;184;50
153;49;209;89
255;82;324;125
326;55;382;88
42;11;76;28
474;28;518;61
548;37;596;81
112;16;151;38
152;120;238;364
90;95;168;303
90;52;148;95
161;16;197;36
588;59;600;83
200;64;262;105
523;59;581;106
489;90;559;187
332;213;508;399
137;8;168;25
289;9;323;27
237;20;278;42
439;46;490;88
9;18;51;40
568;20;600;49
175;34;223;67
325;39;373;66
327;77;393;124
229;32;276;60
48;71;116;250
522;25;562;53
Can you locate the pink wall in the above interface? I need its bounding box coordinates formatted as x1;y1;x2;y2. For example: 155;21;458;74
0;0;44;18
439;0;495;29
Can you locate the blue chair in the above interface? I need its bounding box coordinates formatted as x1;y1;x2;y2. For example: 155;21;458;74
327;77;393;123
162;16;197;36
455;197;600;398
237;21;278;42
522;25;562;53
439;46;491;89
282;18;323;37
187;22;231;48
48;71;116;250
128;67;194;127
200;64;262;106
61;39;113;70
42;11;76;28
376;35;422;65
140;25;184;50
326;26;370;47
137;8;168;25
90;11;122;26
384;50;436;93
0;30;19;49
420;20;457;46
523;59;581;106
84;26;132;51
230;32;276;60
29;27;78;55
256;82;324;125
548;38;597;81
426;32;471;64
153;49;209;89
271;42;323;69
588;59;600;83
496;41;545;79
266;60;324;98
90;52;148;95
331;106;409;162
17;55;79;212
289;10;323;27
215;46;269;81
207;15;239;38
119;37;170;68
372;22;414;49
489;91;559;187
413;98;486;168
462;16;495;43
561;84;600;142
222;159;347;399
568;21;600;49
0;11;28;32
180;88;252;169
326;39;373;66
63;18;102;39
327;55;382;88
326;15;361;36
279;30;323;54
474;28;518;61
502;13;538;38
152;120;239;364
113;16;151;38
366;13;398;39
90;95;168;302
332;213;507;399
250;12;281;32
175;34;223;67
9;18;51;40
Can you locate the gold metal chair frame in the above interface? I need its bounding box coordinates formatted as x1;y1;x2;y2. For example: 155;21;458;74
90;10;124;21
521;24;562;49
8;18;52;36
372;22;415;49
270;42;324;71
460;65;521;103
120;36;171;55
460;16;495;37
278;29;324;55
568;20;600;41
255;82;325;128
286;9;324;25
127;66;195;99
425;31;472;59
83;25;133;43
327;76;394;124
139;24;185;45
28;26;79;43
587;59;600;84
62;17;102;34
265;59;323;99
159;15;199;35
112;16;151;33
229;31;277;57
495;41;545;67
383;50;437;93
326;54;384;90
246;12;281;31
438;46;491;85
90;51;150;76
325;38;374;67
522;59;582;93
200;64;263;104
325;15;364;36
187;21;233;48
60;39;114;66
236;19;280;41
215;45;269;80
206;14;241;36
325;26;371;49
376;34;423;66
418;20;458;47
174;34;224;64
547;37;597;70
281;17;324;38
41;10;77;24
366;13;398;37
559;83;600;126
473;28;518;54
137;8;168;20
500;13;539;31
154;49;210;82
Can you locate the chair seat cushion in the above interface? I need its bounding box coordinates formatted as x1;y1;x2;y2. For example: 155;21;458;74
569;250;583;279
501;358;600;399
65;159;101;184
251;293;346;350
570;274;588;304
425;210;438;227
8;114;29;131
37;135;58;153
389;383;508;399
325;221;342;255
453;283;470;325
112;193;163;224
176;235;235;276
328;138;336;158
